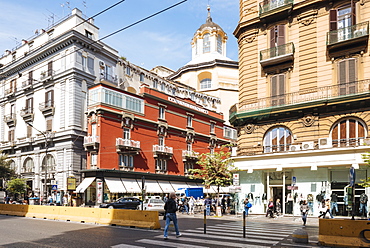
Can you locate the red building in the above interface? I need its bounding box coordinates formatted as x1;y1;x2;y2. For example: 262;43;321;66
79;82;236;205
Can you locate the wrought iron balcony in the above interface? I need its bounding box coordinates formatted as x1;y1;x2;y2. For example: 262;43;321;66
260;42;294;67
40;70;55;83
4;114;16;125
182;150;199;161
5;88;16;97
116;138;140;154
84;135;100;151
230;79;370;121
39;100;55;116
327;21;369;46
259;0;293;18
22;79;34;90
20;107;34;122
153;144;173;158
100;74;117;84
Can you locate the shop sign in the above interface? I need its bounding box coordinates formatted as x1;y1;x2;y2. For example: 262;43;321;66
287;186;298;190
233;174;239;186
67;177;76;191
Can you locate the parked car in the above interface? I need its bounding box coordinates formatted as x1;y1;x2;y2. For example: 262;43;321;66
139;198;165;214
99;197;141;209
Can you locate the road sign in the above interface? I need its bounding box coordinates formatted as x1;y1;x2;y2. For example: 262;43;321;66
51;185;58;191
349;167;356;187
233;173;240;186
292;176;297;185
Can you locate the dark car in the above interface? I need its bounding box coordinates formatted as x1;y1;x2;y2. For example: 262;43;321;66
99;197;141;209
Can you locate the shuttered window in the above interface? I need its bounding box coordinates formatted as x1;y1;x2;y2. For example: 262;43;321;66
271;74;285;106
331;118;366;147
46;119;53;131
338;58;357;95
47;61;53;76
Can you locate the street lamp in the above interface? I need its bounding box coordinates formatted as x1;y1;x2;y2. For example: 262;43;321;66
27;123;48;205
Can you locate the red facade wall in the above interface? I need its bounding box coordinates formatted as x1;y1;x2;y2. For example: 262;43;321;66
86;85;230;176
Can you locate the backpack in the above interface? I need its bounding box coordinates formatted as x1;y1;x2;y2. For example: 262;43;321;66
268;202;273;208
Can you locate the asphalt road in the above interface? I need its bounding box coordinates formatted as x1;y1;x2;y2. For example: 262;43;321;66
0;213;321;248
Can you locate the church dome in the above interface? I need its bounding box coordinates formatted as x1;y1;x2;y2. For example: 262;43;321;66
196;6;224;34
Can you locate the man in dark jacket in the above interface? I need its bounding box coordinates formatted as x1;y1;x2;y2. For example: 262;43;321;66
163;192;182;240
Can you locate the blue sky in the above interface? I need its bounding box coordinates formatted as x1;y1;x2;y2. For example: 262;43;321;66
0;0;239;71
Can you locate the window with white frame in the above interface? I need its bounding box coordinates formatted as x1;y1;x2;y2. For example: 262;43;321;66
140;73;144;82
159;136;165;147
126;66;131;76
91;153;97;165
263;126;293;153
153;79;158;89
200;78;212;89
159;106;165;119
187;142;192;151
217;34;222;54
23;158;34;173
203;33;210;53
119;154;134;167
156;158;167;172
187;115;193;127
331;118;366;147
210;122;215;134
123;128;130;140
161;83;166;91
184;161;195;174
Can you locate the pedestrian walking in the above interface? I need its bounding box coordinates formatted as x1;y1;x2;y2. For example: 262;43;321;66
188;196;195;215
300;200;309;226
275;199;281;216
318;199;334;218
266;198;274;218
163;192;182;240
244;198;252;216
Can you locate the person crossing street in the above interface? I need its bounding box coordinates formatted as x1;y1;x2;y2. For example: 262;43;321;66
163;192;182;240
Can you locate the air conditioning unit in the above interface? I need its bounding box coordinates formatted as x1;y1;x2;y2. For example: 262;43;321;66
99;61;105;67
289;145;301;152
302;141;314;150
318;138;332;149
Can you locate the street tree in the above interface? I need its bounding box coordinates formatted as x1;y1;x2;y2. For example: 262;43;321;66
360;151;370;187
189;145;236;214
6;178;28;200
0;152;15;182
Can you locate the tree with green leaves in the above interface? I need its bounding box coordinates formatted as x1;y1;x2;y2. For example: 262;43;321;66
189;146;236;215
0;152;15;182
359;151;370;187
6;178;28;201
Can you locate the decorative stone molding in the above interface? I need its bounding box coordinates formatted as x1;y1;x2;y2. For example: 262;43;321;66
244;124;255;134
297;9;318;26
240;29;258;44
301;114;315;127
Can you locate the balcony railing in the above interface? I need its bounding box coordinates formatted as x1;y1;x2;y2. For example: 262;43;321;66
100;74;117;84
4;114;16;123
259;0;293;17
260;42;294;66
116;138;140;149
327;21;369;46
182;150;199;159
39;100;54;110
153;145;173;154
231;79;370;118
20;107;33;116
22;79;34;89
40;70;55;81
5;88;16;96
84;135;100;144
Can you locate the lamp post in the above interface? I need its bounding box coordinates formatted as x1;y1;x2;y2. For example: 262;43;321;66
27;123;48;205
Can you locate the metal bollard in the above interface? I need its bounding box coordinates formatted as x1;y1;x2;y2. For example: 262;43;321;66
204;209;207;234
243;210;246;238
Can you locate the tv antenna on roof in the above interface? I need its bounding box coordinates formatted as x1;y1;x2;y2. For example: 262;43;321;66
61;1;71;16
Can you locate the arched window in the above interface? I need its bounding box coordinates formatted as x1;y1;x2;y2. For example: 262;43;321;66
203;33;210;53
23;158;34;173
264;126;293;153
153;79;158;89
217;34;222;54
331;118;366;147
9;160;16;171
200;78;212;89
42;154;56;172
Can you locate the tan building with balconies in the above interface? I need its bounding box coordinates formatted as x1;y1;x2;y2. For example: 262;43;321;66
231;0;370;216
